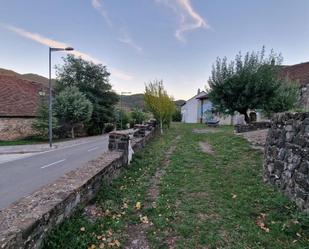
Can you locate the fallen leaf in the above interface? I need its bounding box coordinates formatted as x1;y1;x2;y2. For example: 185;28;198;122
255;213;270;233
135;202;141;210
80;227;86;232
88;245;96;249
114;240;121;247
99;243;105;249
140;216;149;224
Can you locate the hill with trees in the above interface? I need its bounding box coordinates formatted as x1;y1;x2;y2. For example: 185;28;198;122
0;68;56;86
119;93;185;111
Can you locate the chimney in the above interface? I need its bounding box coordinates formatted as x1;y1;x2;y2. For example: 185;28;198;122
197;88;201;94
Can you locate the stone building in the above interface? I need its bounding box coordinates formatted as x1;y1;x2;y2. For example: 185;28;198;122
0;75;47;140
280;62;309;111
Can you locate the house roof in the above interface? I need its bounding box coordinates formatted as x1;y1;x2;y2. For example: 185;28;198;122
195;91;208;100
181;91;208;107
0;75;47;117
279;62;309;86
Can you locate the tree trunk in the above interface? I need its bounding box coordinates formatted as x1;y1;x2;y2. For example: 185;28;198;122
243;112;250;124
239;110;250;124
230;114;234;125
71;125;75;139
160;118;163;134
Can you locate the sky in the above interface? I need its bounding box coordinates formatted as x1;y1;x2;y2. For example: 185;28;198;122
0;0;309;100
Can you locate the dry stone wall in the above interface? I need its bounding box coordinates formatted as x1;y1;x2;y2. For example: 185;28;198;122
0;118;37;140
264;112;309;212
234;121;271;133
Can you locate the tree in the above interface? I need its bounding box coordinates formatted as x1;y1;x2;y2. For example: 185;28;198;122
55;55;118;135
54;86;93;138
172;109;182;122
32;94;58;138
115;109;132;130
263;79;299;115
208;47;285;123
144;80;176;134
131;108;146;124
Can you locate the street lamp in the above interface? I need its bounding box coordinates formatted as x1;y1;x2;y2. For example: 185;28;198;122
120;91;131;130
48;46;74;148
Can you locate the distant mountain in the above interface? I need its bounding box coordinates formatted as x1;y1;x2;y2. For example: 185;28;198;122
0;68;56;86
118;93;185;111
175;99;186;107
119;94;145;111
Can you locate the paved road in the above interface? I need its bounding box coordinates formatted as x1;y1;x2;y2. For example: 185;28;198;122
0;135;109;210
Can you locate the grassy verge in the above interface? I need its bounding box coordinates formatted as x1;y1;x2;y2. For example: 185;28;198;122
0;137;47;146
43;123;309;249
0;136;87;146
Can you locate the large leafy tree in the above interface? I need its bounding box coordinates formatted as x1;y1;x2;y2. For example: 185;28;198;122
144;80;176;134
54;86;93;138
32;94;58;138
55;55;118;134
131;108;146;124
208;47;288;123
263;79;299;115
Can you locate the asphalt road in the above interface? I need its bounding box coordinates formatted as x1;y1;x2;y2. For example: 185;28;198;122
0;135;109;210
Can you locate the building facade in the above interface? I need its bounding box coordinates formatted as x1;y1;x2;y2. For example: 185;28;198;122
181;90;213;123
0;75;46;140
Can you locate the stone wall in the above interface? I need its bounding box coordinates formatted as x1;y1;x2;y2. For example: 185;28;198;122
264;112;309;212
0;117;37;140
234;121;271;133
0;125;157;249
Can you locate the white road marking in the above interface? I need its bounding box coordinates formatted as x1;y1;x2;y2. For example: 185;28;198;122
41;159;66;169
87;146;99;152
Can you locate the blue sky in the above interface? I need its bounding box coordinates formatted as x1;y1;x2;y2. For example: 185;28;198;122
1;0;309;100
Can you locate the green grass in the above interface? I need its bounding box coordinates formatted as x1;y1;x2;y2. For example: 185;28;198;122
0;136;79;146
0;137;47;146
43;123;309;249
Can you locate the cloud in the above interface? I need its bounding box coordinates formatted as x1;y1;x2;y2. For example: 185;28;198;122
90;1;143;53
1;23;101;63
111;69;133;81
156;0;210;42
1;23;133;81
118;30;142;53
91;0;113;27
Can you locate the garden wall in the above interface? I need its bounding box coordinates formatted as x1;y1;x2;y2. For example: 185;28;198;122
264;112;309;212
0;124;157;249
235;121;271;133
0;117;37;140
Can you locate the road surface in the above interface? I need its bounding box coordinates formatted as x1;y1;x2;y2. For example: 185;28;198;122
0;135;109;210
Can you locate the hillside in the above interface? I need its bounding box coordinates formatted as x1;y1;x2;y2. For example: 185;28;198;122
0;68;55;86
119;93;185;111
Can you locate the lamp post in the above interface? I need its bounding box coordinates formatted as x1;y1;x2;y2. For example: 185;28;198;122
48;46;74;148
120;91;131;130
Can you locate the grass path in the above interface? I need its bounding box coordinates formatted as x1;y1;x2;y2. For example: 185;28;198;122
43;124;309;249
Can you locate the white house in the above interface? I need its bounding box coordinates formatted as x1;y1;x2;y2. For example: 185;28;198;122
181;89;263;125
181;90;213;123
